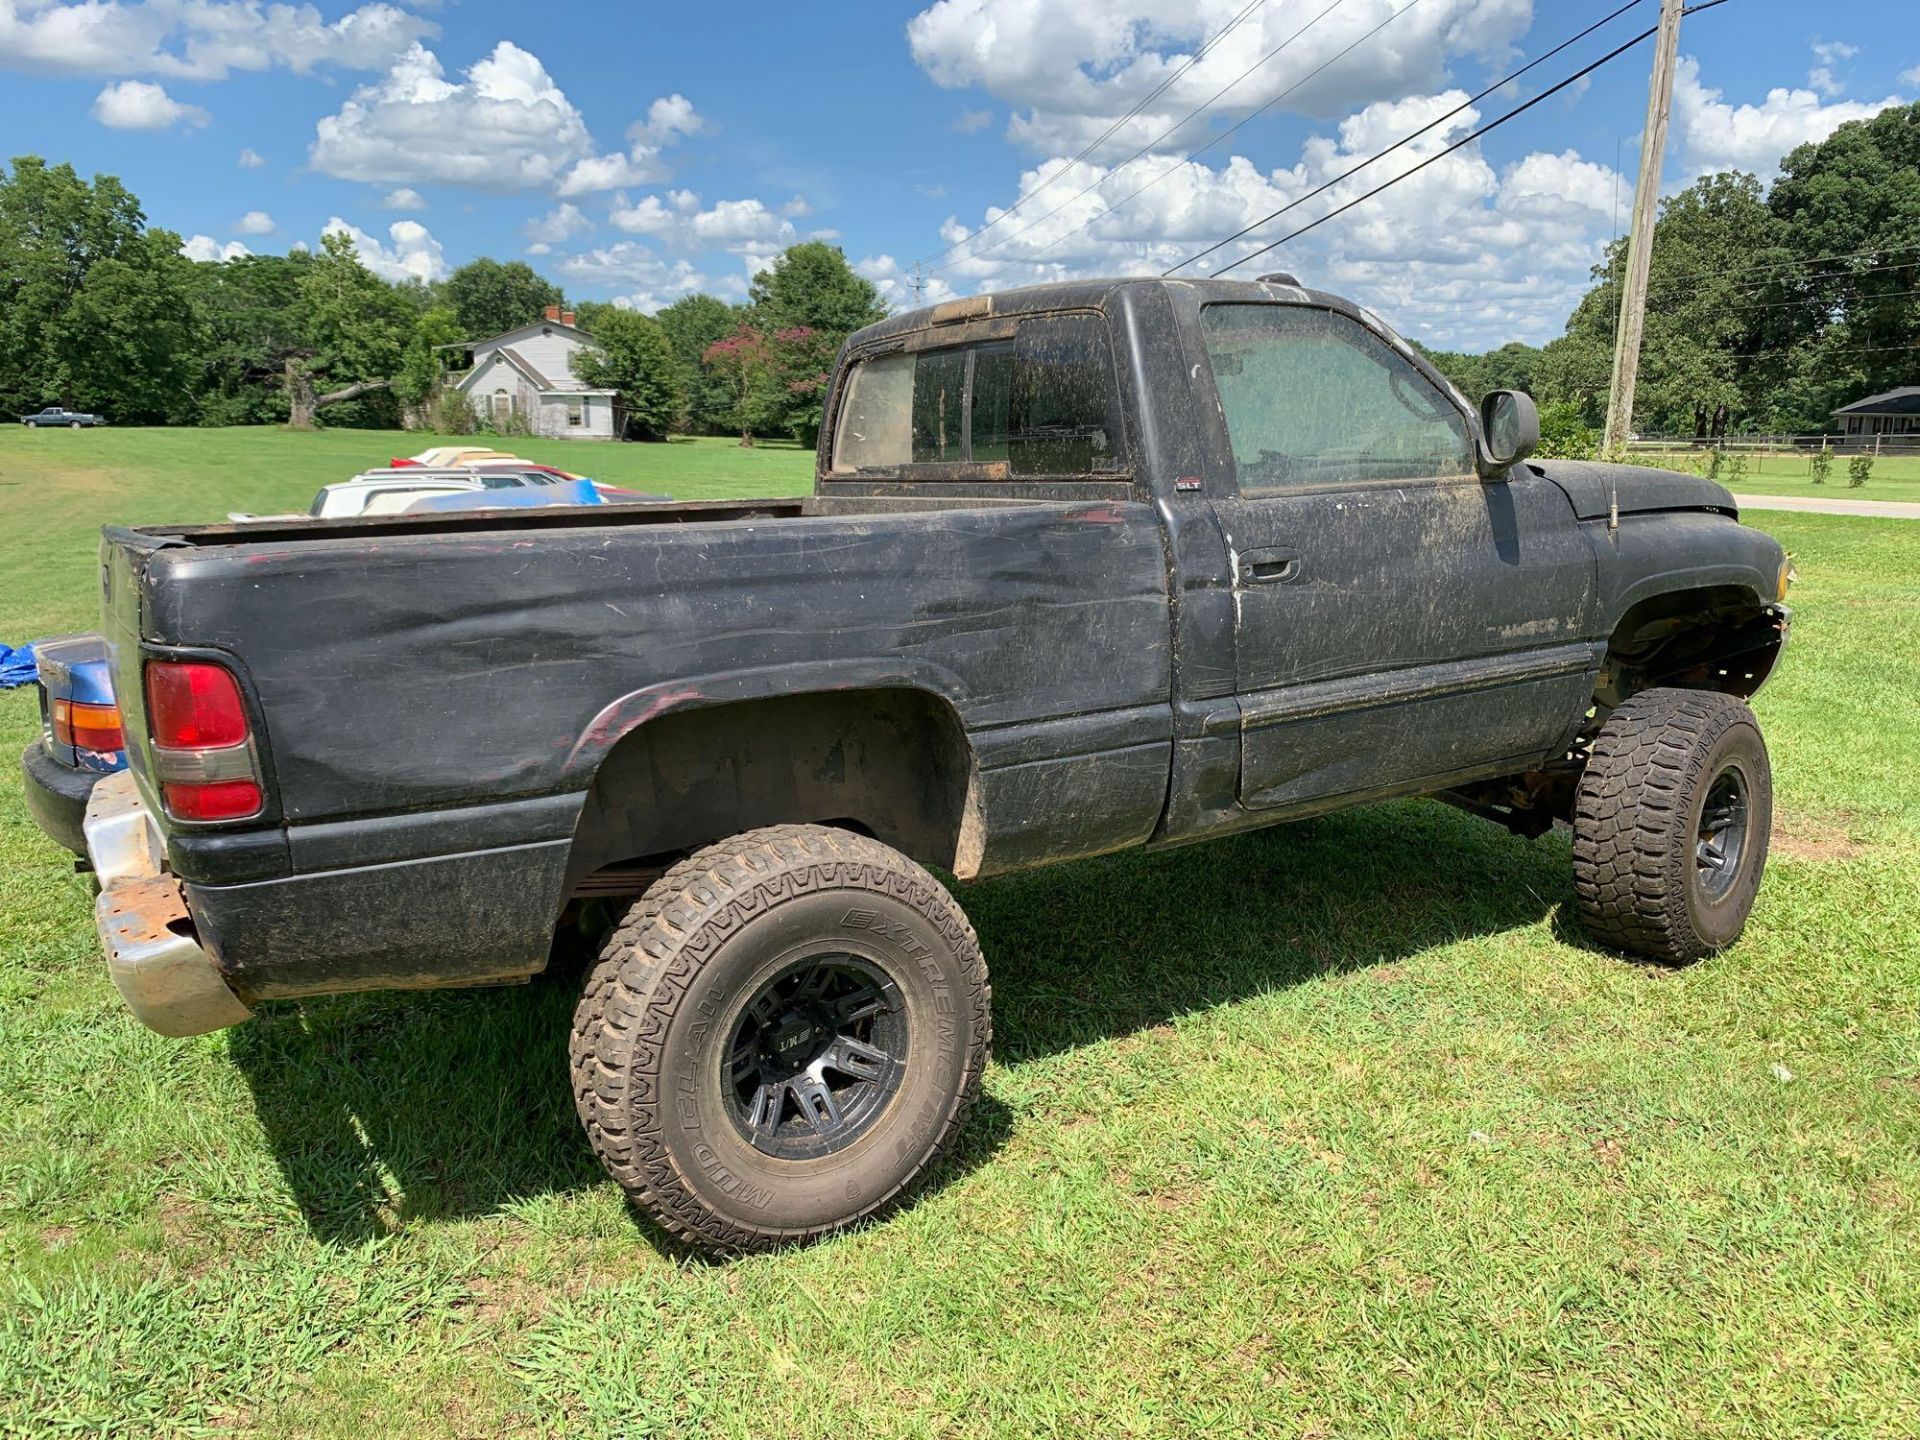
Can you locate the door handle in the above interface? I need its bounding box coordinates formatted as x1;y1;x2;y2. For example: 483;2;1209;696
1240;547;1301;585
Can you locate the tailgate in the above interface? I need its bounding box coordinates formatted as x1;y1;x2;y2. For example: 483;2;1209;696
97;527;180;816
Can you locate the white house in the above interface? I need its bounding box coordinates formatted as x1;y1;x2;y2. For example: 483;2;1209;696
1830;384;1920;445
448;306;617;440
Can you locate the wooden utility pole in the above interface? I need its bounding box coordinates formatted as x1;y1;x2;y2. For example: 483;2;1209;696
1603;0;1685;455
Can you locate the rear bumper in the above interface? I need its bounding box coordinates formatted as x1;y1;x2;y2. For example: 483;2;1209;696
21;741;100;856
84;771;253;1037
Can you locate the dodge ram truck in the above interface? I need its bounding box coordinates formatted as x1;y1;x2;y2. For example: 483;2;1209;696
57;276;1791;1256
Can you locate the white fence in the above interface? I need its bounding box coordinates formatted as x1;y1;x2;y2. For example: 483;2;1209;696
1625;434;1920;458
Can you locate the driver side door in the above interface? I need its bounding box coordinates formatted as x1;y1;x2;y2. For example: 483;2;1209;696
1199;303;1597;812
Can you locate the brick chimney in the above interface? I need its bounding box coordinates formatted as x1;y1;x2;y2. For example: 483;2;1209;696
560;310;576;327
543;305;561;322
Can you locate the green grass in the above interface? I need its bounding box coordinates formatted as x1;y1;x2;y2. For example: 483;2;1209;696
3;428;1917;1438
1627;446;1920;501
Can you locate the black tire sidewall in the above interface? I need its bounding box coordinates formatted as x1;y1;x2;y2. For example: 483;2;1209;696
1684;718;1771;948
648;886;977;1236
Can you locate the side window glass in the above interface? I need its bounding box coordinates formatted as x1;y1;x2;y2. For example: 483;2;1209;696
1011;316;1121;476
1200;304;1472;492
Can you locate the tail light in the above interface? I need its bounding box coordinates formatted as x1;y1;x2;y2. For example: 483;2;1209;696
144;660;263;821
52;697;125;753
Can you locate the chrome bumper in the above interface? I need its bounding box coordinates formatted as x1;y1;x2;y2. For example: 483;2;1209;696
84;771;253;1037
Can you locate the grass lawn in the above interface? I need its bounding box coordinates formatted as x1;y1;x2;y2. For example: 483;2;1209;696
1627;446;1920;502
3;428;1917;1438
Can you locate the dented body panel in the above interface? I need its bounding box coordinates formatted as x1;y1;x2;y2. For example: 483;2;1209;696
81;276;1789;1026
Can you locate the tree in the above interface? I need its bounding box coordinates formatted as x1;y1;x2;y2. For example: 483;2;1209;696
573;308;683;440
286;230;411;426
393;304;465;415
0;155;197;422
756;326;840;446
187;251;312;425
654;293;745;432
703;325;773;445
747;241;887;334
443;257;564;339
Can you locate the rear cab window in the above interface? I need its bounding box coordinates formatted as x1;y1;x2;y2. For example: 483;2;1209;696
830;313;1125;480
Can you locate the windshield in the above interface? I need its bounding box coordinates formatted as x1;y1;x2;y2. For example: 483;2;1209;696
1200;304;1472;492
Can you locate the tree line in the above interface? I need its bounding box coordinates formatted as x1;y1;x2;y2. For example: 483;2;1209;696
0;153;886;443
1416;101;1920;441
5;102;1915;444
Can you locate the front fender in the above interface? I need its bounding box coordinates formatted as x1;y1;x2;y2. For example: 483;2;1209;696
1596;510;1785;631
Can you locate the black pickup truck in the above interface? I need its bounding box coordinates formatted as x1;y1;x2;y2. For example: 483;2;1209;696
61;276;1791;1255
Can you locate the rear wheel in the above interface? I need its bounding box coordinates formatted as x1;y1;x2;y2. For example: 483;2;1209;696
70;421;82;429
1572;687;1772;963
570;824;990;1255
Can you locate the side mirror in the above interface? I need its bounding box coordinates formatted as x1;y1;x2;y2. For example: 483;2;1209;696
1479;390;1539;473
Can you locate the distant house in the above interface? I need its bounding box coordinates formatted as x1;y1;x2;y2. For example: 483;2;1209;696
447;306;616;440
1830;384;1920;443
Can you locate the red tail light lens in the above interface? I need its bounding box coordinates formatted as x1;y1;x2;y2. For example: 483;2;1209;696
146;662;250;749
52;698;126;752
144;660;262;822
163;778;264;821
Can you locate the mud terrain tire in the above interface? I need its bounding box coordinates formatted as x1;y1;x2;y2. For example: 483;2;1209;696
570;824;990;1256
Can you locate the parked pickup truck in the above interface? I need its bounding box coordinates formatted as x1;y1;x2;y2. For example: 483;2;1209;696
60;276;1791;1256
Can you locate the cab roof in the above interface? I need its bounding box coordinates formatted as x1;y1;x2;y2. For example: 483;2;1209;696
848;274;1375;349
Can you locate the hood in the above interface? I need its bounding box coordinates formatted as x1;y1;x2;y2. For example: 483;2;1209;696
1527;458;1738;521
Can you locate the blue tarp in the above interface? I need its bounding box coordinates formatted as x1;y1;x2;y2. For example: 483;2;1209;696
0;642;37;689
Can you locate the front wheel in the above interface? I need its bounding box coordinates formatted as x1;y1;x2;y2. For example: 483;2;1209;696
570;824;991;1256
1572;687;1772;964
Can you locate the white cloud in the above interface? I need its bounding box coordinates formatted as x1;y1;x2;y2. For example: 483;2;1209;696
1;0;434;80
1674;55;1903;178
553;241;708;311
555;146;668;196
379;186;426;210
237;147;265;167
1806;42;1857;100
181;234;249;263
90;78;207;129
906;0;1533;158
311;40;593;191
925;88;1629;351
608;190;798;251
526;200;591;248
780;194;813;218
1902;65;1920;88
322;215;448;283
234;209;276;235
630;93;703;144
952;107;993;134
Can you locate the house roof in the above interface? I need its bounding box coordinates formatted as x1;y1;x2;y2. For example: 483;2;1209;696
455;342;614;397
1832;385;1920;417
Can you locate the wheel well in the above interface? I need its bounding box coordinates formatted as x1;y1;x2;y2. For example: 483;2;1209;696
1595;586;1788;710
563;688;979;894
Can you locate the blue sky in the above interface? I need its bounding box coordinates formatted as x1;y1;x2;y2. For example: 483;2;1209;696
2;0;1914;350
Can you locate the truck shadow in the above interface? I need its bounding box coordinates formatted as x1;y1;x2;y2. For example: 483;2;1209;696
229;797;1570;1249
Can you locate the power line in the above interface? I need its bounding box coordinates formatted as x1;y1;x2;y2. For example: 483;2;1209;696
964;0;1427;287
915;0;1274;270
941;0;1371;279
1207;23;1660;277
1643;242;1920;287
1164;0;1650;276
1645;251;1920;300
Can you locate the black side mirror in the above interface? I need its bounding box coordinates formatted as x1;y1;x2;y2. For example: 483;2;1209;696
1480;390;1539;473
